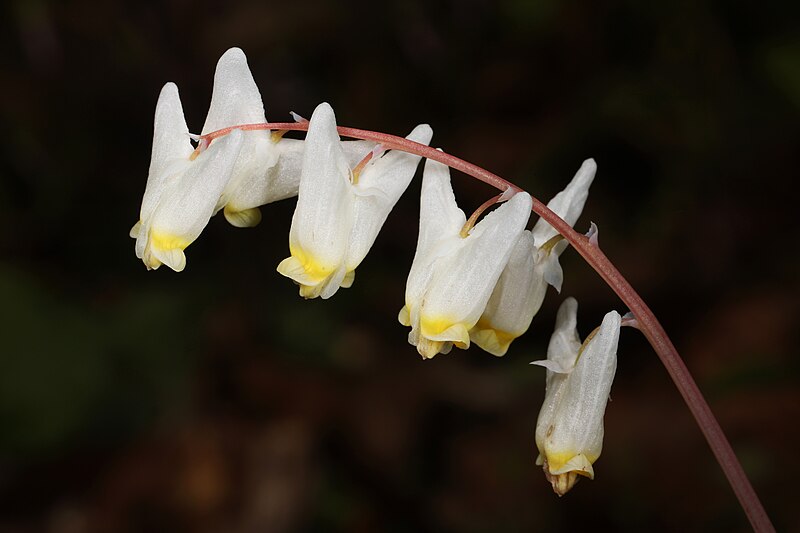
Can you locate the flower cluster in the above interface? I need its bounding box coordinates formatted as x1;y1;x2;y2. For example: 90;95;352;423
129;48;374;271
397;157;597;362
131;47;623;494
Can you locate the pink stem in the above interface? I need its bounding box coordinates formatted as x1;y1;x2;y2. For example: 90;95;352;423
461;193;503;237
200;123;773;531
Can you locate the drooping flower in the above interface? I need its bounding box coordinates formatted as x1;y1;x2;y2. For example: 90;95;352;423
199;47;375;228
469;159;596;356
398;158;533;359
201;47;289;228
129;82;244;271
531;297;621;495
277;102;433;299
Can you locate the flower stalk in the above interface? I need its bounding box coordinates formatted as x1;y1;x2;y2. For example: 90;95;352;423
461;193;503;238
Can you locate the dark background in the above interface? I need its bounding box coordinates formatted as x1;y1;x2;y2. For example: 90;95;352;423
1;1;798;531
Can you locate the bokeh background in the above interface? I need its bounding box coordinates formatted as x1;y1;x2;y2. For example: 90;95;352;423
1;1;798;531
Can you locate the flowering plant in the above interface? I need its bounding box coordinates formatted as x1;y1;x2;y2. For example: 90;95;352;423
130;48;772;531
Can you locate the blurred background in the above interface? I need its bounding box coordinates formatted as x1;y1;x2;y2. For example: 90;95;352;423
0;0;798;531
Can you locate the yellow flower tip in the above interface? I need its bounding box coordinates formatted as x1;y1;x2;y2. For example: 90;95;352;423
147;230;189;272
150;247;186;272
224;205;262;228
279;252;350;300
540;454;596;496
470;320;519;357
415;317;470;358
420;315;453;337
150;230;190;252
545;451;596;479
277;248;338;286
420;316;470;346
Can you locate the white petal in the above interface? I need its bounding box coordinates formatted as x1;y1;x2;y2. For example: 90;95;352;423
223;206;262;228
341;140;378;167
536;248;565;293
227;137;380;216
532;158;596;248
547;310;620;468
217;134;278;213
403;157;467;313
151;246;187;273
534;299;585;467
421;191;533;340
345;124;432;270
132;221;146;259
223;137;304;215
149;129;244;252
353;124;432;201
542;297;582;374
199;48;285;221
267;137;306;202
471;230;547;356
534;365;570;461
140;83;194;223
201;48;267;134
129;220;141;239
531;359;573;374
418;157;468;252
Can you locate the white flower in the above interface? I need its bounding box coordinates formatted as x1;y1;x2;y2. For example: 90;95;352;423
129;82;244;271
203;47;289;228
203;48;379;228
398;158;533;359
277;102;432;299
531;297;621;495
470;159;596;356
529;158;596;292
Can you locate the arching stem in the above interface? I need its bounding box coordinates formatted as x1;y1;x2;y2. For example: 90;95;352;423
198;122;773;531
